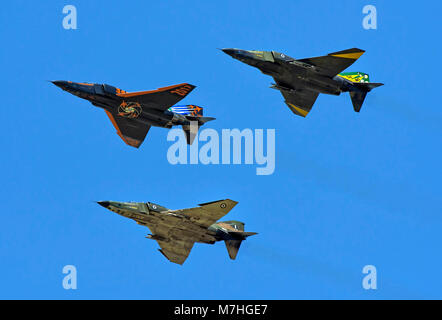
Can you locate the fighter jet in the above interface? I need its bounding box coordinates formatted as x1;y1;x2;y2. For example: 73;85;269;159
97;199;257;265
51;81;215;147
221;48;383;117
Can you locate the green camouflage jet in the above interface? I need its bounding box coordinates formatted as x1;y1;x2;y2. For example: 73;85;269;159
97;199;257;265
221;48;383;117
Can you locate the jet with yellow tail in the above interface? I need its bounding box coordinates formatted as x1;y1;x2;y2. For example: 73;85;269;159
221;48;383;117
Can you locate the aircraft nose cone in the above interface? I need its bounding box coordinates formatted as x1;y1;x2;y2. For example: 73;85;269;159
97;201;110;208
51;80;68;89
220;48;236;56
220;48;252;61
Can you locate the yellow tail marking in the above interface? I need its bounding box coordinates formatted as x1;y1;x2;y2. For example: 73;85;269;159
338;74;365;83
331;52;364;59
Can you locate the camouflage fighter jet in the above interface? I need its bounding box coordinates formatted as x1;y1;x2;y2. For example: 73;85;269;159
52;81;215;147
221;48;383;117
97;199;257;265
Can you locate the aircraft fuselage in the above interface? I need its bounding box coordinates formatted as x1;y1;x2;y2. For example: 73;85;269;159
52;81;193;128
97;200;244;245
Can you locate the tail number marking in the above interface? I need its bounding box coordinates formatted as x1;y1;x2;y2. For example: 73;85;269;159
170;85;192;96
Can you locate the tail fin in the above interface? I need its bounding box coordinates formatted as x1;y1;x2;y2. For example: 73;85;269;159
222;221;257;260
169;105;203;117
338;71;370;83
181;115;216;145
181;117;215;145
348;81;384;112
223;220;245;231
349;90;368;112
181;123;200;145
224;240;243;260
224;232;257;260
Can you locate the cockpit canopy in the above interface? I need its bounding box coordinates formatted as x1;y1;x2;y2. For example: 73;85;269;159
146;202;168;212
96;84;127;96
271;51;295;62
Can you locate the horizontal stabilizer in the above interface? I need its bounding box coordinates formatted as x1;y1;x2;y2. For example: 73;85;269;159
353;82;384;92
229;231;258;239
186;116;216;124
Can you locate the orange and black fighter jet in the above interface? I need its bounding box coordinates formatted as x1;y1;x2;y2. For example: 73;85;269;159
51;81;215;147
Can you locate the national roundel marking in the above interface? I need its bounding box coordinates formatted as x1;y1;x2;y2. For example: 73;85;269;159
220;203;226;209
118;101;142;118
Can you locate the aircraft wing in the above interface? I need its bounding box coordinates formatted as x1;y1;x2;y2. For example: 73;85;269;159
297;48;365;77
116;83;196;111
104;109;151;148
156;238;195;265
175;199;238;228
280;88;319;117
135;199;238;264
140;221;197;265
272;78;319;117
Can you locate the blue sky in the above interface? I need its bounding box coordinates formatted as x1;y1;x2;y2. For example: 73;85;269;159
1;0;441;299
